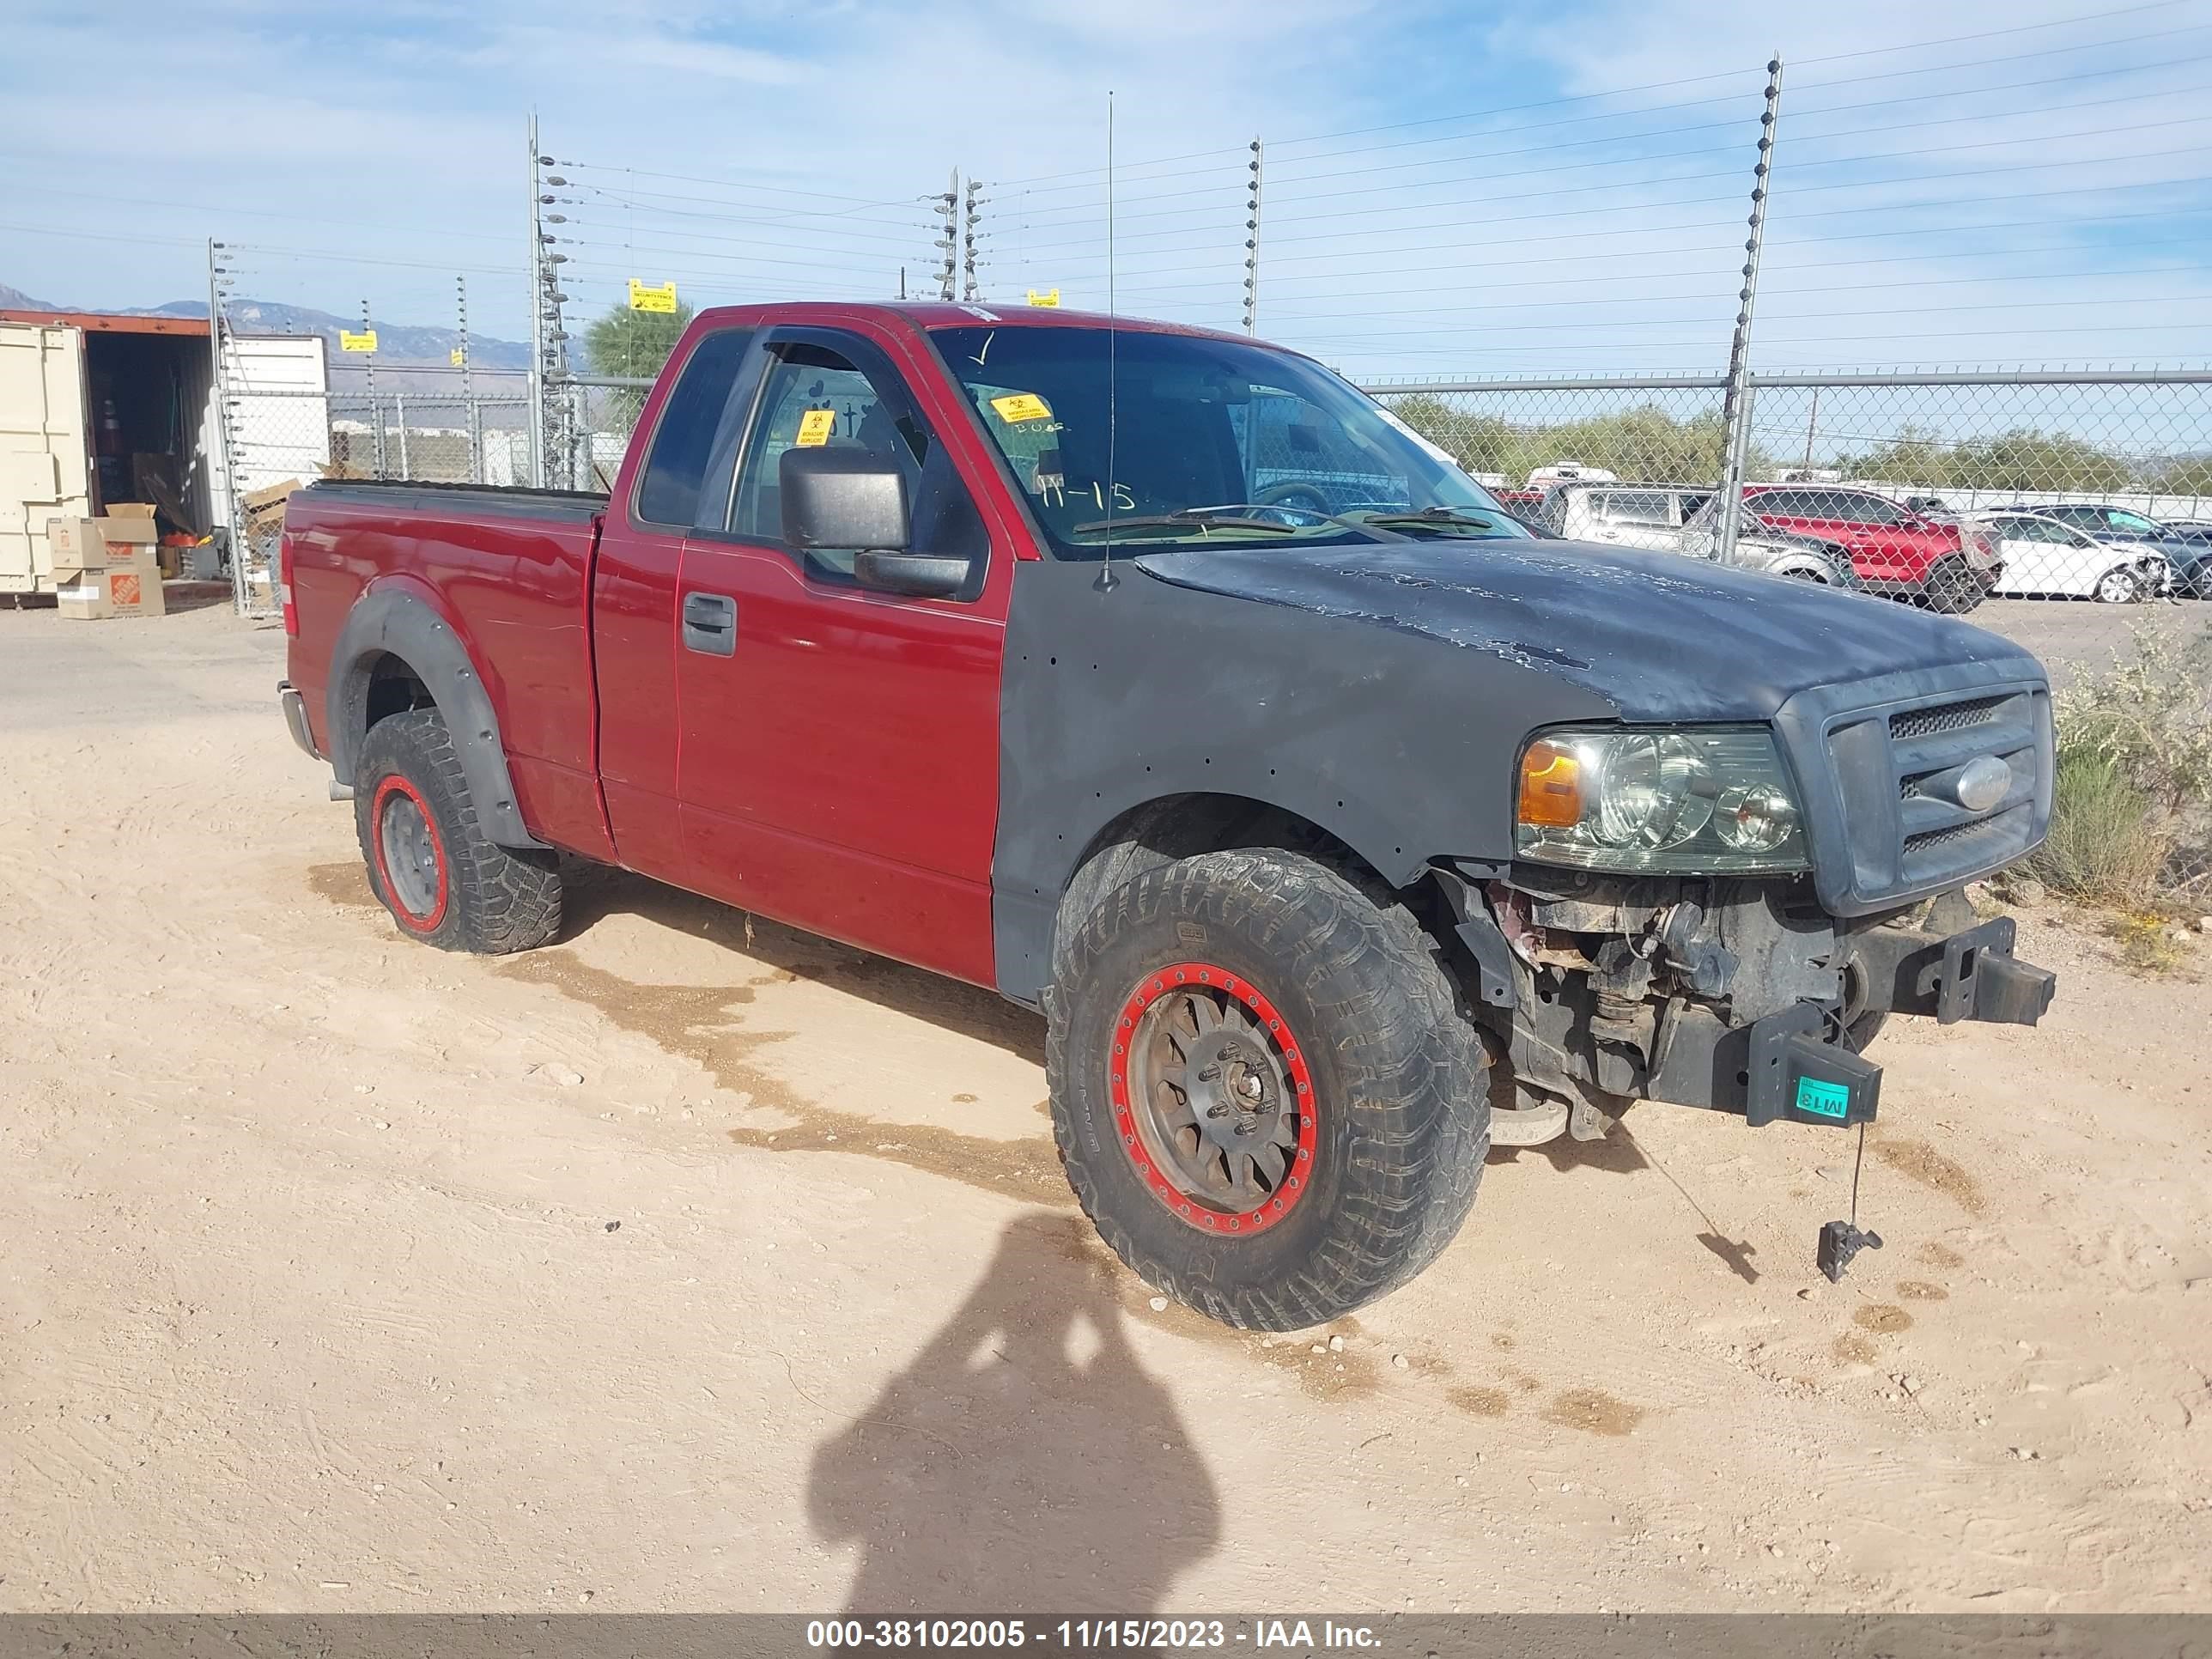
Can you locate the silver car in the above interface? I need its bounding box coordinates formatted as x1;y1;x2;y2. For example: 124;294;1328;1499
1675;496;1862;587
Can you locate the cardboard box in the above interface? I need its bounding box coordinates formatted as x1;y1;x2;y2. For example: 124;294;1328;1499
57;550;166;621
101;503;160;545
46;507;162;580
46;517;109;578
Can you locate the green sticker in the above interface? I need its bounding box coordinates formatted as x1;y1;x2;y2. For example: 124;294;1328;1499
1796;1077;1852;1120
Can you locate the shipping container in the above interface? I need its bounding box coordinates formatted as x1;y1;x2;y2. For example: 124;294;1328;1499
0;310;330;595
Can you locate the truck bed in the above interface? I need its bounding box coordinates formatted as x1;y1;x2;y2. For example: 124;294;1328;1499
285;477;612;859
300;479;609;520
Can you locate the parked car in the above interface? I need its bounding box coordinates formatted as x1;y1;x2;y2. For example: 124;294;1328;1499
1525;462;1616;491
1677;498;1860;587
1741;484;2002;612
2019;503;2212;598
276;301;2057;1330
1535;483;1711;551
1971;511;2175;603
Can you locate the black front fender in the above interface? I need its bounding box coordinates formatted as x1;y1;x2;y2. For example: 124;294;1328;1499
988;559;1615;1003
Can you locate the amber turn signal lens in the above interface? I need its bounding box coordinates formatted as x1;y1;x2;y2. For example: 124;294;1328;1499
1517;740;1583;828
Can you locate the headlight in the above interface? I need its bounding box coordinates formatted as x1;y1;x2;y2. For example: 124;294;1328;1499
1516;726;1808;873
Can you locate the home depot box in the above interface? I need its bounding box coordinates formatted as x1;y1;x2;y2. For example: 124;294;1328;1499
46;518;109;579
45;505;161;580
57;550;166;621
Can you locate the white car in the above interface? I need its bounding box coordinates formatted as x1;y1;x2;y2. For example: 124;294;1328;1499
1537;483;1711;552
1972;512;2175;602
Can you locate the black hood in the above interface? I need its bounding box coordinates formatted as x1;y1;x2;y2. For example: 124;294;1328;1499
1133;538;2043;722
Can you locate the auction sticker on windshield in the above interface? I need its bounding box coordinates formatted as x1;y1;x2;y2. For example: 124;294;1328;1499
989;392;1053;423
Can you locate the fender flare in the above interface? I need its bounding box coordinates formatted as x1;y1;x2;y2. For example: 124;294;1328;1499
324;584;546;848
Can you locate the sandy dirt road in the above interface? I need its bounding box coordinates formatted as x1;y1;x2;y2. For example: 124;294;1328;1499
3;604;2209;1615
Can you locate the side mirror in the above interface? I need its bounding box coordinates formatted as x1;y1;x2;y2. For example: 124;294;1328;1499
777;446;972;599
780;445;911;553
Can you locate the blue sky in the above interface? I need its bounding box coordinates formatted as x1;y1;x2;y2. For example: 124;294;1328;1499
4;0;2210;378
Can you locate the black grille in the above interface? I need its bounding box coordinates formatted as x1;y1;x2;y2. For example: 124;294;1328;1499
1905;817;1995;854
1890;696;2005;740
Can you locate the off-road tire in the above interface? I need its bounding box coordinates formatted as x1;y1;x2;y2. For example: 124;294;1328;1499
353;707;562;954
1922;556;1986;615
1045;848;1490;1330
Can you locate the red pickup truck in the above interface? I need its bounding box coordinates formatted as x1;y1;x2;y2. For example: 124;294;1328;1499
279;301;2056;1328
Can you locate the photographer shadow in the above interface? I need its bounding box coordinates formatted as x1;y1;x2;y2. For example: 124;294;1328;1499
808;1213;1220;1614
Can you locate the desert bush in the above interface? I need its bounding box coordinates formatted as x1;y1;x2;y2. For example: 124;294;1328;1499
2035;624;2212;901
2028;750;2173;904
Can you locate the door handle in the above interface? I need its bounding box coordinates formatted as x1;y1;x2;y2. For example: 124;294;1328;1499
682;591;737;657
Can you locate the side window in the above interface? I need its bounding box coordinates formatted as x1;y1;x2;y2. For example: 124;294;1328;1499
1859;495;1910;526
1601;490;1672;526
634;328;754;527
726;339;987;588
1753;489;1806;518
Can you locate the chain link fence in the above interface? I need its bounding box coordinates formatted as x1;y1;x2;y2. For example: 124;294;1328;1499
1375;371;2212;898
210;380;531;615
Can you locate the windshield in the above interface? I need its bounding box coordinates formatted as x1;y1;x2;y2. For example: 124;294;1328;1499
2106;509;2165;536
930;325;1524;557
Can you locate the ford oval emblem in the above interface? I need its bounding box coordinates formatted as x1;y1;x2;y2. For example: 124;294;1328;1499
1954;755;2012;812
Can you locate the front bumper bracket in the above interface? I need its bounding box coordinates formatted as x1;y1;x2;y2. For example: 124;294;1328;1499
1859;914;2057;1028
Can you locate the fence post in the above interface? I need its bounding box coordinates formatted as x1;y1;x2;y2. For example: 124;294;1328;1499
205;240;245;613
395;390;410;478
1715;52;1784;568
526;113;546;489
1243;137;1263;336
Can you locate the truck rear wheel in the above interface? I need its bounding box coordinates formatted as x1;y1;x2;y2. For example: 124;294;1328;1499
1045;848;1489;1331
353;707;562;954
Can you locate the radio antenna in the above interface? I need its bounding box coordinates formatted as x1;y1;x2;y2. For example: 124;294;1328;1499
1097;89;1120;592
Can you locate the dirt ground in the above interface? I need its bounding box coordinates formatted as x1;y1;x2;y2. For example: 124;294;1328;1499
4;602;2209;1616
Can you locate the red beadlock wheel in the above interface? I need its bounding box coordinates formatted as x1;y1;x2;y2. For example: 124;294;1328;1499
1109;962;1318;1237
369;773;451;933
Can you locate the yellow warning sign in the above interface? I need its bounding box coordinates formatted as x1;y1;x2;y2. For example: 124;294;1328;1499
1026;289;1060;307
795;408;837;447
628;278;678;313
989;392;1054;424
450;347;466;367
339;330;378;353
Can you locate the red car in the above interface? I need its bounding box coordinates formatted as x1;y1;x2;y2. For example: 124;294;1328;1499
1742;484;2001;611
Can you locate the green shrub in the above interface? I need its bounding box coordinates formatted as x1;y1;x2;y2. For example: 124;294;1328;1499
2029;750;2173;904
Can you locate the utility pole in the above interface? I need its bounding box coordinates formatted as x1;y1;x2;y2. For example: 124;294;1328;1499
962;174;984;301
1714;53;1784;569
1243;137;1263;336
933;171;960;301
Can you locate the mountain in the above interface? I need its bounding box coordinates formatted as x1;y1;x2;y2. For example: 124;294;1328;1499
3;282;530;376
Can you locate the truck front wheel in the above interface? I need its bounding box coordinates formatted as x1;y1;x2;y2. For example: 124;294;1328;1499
1046;848;1489;1330
353;707;562;954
